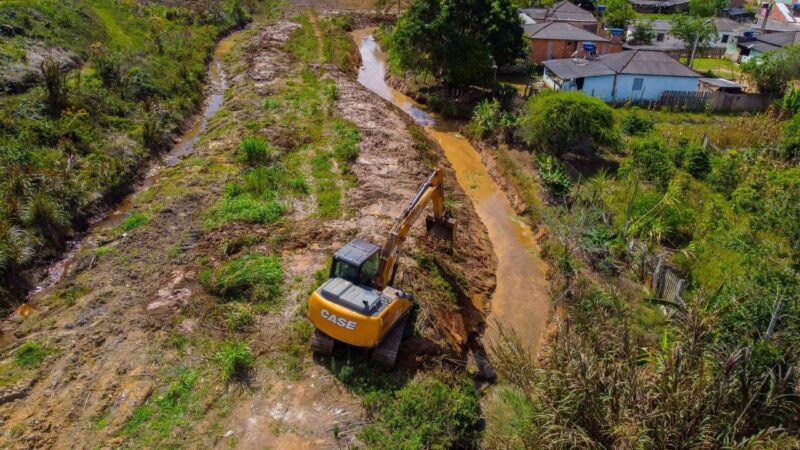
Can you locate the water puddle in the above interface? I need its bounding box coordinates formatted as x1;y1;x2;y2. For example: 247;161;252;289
352;29;549;352
26;33;238;299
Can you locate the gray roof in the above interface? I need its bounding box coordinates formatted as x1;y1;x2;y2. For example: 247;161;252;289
699;78;743;89
544;50;700;79
525;22;611;42
739;31;800;52
520;1;596;23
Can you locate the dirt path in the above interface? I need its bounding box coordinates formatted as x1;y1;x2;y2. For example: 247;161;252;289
352;29;550;353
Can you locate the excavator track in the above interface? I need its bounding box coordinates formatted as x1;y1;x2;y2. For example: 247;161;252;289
310;329;335;356
371;315;408;367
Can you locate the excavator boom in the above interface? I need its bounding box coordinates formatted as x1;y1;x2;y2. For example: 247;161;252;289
376;168;455;288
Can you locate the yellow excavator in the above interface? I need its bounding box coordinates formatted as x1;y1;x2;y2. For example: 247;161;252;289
307;169;456;366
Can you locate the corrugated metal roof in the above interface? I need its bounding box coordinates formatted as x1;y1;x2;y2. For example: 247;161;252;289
525;22;611;42
520;1;596;23
544;50;700;80
700;78;743;89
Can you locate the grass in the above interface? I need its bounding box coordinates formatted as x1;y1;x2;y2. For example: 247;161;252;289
15;341;55;368
206;254;283;303
225;303;255;331
681;57;742;80
214;340;254;383
120;368;203;445
120;212;149;232
311;151;342;218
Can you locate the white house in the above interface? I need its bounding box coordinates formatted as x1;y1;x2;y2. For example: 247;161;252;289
542;50;701;102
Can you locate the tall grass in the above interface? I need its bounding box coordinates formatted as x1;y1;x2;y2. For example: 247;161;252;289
206;254;283;303
214;340;254;383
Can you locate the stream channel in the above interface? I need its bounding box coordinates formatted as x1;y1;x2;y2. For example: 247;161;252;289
352;29;550;352
25;33;239;300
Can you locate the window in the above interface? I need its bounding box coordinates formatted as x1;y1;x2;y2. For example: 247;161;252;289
656;33;665;42
632;78;644;91
721;34;729;43
360;254;379;285
333;260;359;283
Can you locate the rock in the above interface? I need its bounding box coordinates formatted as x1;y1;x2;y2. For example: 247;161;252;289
224;430;234;438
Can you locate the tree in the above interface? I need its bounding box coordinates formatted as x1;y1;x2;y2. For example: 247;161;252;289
741;45;800;96
387;0;527;87
604;0;636;29
631;20;656;45
669;14;717;62
689;0;727;17
519;91;619;155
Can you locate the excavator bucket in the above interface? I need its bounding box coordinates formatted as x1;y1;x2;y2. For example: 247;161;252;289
425;215;456;243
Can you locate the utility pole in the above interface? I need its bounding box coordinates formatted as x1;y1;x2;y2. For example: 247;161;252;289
760;0;773;33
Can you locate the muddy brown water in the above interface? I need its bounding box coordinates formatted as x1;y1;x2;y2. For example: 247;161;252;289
352;29;550;352
26;34;238;300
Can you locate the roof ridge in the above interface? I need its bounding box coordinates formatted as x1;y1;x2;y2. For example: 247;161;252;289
616;49;638;74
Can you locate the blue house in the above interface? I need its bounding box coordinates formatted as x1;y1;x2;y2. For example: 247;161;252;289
542;50;701;102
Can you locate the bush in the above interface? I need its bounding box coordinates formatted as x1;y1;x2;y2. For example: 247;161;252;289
39;57;69;114
708;150;742;197
683;145;711;179
629;138;675;190
622;109;655;136
519;91;619;155
468;98;501;139
360;376;481;449
208;254;283;302
214;340;253;383
778;113;800;161
21;191;71;245
535;153;572;198
238;137;278;166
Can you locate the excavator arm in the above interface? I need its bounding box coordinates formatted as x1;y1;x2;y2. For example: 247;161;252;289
376;168;455;289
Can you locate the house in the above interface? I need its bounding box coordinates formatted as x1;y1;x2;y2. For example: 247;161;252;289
525;22;622;64
519;1;598;32
737;30;800;62
627;18;795;57
542;50;701;102
759;1;800;25
629;0;689;14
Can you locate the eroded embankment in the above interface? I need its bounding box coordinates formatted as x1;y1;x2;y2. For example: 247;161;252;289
352;29;550;353
0;12;496;449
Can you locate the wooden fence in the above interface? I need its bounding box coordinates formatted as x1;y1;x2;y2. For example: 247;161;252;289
656;90;773;113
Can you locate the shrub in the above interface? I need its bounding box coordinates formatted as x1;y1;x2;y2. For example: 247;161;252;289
778;113;800;161
20;191;70;245
622;109;655;136
225;303;255;331
214;340;254;383
15;341;53;368
359;376;481;449
519;91;619;155
216;195;284;224
208;254;283;302
708;150;742;197
238;137;278;166
468;98;501;138
629;138;675;190
535;153;572;198
0;220;36;275
39;57;69;114
683;145;711;179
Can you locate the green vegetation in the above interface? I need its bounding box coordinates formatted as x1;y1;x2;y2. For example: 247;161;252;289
120;368;204;445
481;104;800;447
360;376;481;449
214;340;254;383
120;212;149;232
603;0;636;29
14;341;55;368
205;254;283;303
742;46;800;96
386;0;526;86
519;91;619;156
669;14;718;58
0;0;252;302
225;303;255;331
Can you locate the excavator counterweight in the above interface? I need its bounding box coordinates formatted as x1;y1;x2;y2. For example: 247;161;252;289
307;168;455;367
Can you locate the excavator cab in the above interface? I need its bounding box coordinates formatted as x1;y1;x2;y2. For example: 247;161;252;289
308;169;455;367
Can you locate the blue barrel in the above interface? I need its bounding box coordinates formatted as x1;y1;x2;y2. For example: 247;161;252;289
597;5;606;13
583;42;597;52
744;30;754;38
611;28;624;36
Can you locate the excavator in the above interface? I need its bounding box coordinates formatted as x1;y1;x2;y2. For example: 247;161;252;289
307;168;456;367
